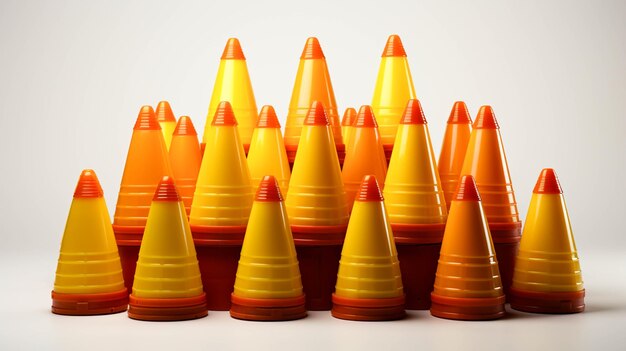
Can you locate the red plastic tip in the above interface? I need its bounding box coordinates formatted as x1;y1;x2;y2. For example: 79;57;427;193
355;105;378;128
153;176;181;202
256;105;281;128
212;101;238;126
341;108;357;127
155;101;176;123
447;101;472;124
303;101;330;126
382;35;407;57
534;168;563;194
74;169;104;198
134;105;161;130
355;175;384;202
454;175;481;202
473;105;500;129
400;99;427;125
301;37;325;59
255;175;284;202
173;116;197;136
221;38;245;60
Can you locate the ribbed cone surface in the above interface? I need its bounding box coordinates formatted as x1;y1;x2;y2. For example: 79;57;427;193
153;176;181;202
534;168;563;194
212;101;238;126
256;105;281;128
134;105;160;130
174;116;197;136
301;37;324;59
74;169;104;198
455;175;481;201
342;108;357;126
304;101;330;126
155;101;176;123
356;175;384;202
382;34;407;57
256;175;283;202
474;105;499;129
355;105;378;127
448;101;472;124
400;99;427;124
221;38;245;59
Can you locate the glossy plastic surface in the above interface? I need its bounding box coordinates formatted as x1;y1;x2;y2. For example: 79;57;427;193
155;101;177;150
341;107;357;154
169;116;201;216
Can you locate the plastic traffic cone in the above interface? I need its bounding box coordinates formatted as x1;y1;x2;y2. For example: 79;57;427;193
510;169;585;313
430;175;505;320
128;176;207;321
113;105;172;291
341;107;357;154
247;105;291;196
332;175;405;321
230;176;306;321
371;35;417;163
460;105;521;297
284;37;345;167
52;170;128;315
169;116;201;216
286;101;349;310
155;101;177;150
341;105;387;212
438;101;472;209
190;101;254;310
383;99;447;310
203;38;258;153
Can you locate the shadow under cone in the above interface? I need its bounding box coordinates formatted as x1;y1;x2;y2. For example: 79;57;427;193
155;101;177;150
169;116;201;216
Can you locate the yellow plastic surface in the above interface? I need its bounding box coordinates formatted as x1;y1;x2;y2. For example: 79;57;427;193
247;127;291;196
438;123;472;208
160;121;176;151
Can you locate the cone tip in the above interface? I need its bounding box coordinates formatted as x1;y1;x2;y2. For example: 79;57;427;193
212;101;238;126
534;168;563;194
255;175;284;202
74;169;104;198
454;175;481;201
355;105;378;127
303;101;330;126
355;175;384;202
400;99;427;125
256;105;281;128
134;105;161;130
382;34;407;57
153;176;181;202
341;108;357;126
474;105;500;129
448;101;472;124
221;38;246;60
173;116;197;136
301;37;325;59
155;101;176;123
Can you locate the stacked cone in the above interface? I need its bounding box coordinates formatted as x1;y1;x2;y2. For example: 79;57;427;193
383;99;447;309
332;175;405;321
129;176;207;321
52;170;128;315
371;35;417;163
284;37;345;167
431;175;505;320
341;107;357;154
460;105;521;297
113;106;172;291
285;101;350;310
190;101;254;310
510;169;585;313
169;116;201;216
155;101;177;150
231;176;306;321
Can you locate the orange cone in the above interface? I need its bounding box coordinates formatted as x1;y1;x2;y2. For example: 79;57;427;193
155;101;177;150
341;107;357;154
169;116;201;216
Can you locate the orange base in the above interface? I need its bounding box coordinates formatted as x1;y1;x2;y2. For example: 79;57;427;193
493;240;520;300
430;293;506;321
332;294;406;321
509;288;585;314
128;293;208;321
230;294;307;321
51;289;128;316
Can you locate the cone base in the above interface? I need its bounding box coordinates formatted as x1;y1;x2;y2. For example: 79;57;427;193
509;288;585;314
295;244;342;311
430;293;505;321
230;294;307;321
128;294;208;321
493;240;520;300
392;223;445;244
118;244;140;293
332;294;406;321
51;289;128;316
383;143;393;165
396;242;441;310
285;143;345;169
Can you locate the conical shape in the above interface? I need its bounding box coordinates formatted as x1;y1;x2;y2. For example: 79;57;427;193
52;170;128;315
510;169;584;313
155;101;177;150
341;107;357;154
371;34;417;162
247;105;291;195
284;37;344;166
169;116;201;216
430;175;505;320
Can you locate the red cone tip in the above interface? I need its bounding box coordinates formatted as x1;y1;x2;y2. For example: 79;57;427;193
454;175;481;201
400;99;427;125
301;37;325;59
473;105;500;129
212;101;238;126
256;105;281;128
355;175;384;202
74;169;104;198
134;105;161;131
341;108;357;127
255;175;284;202
221;38;246;60
534;168;563;194
153;176;181;202
355;105;378;128
155;101;176;123
382;34;407;57
303;101;330;126
173;116;197;136
447;101;472;124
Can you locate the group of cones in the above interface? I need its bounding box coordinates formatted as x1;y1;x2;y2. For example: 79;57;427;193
51;35;584;322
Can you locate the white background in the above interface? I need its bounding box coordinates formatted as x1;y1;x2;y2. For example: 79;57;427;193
1;0;625;349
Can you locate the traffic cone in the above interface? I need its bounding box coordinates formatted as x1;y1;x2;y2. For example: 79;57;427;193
230;176;306;321
113;105;172;292
169;116;201;216
129;176;207;321
341;107;357;154
383;99;447;310
155;101;177;150
190;101;254;310
332;175;405;321
461;105;521;297
510;169;585;313
430;175;505;320
284;37;345;167
286;101;349;310
341;105;387;212
52;170;128;315
371;35;417;164
247;105;291;196
438;101;472;209
202;38;258;153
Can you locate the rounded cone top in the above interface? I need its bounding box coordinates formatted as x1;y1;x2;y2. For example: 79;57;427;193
342;108;357;127
255;175;284;202
474;105;500;129
212;101;238;126
400;99;427;124
382;34;407;57
303;101;330;126
221;38;246;60
155;101;176;123
355;175;384;202
448;101;472;124
134;105;160;130
533;168;563;194
355;105;378;128
301;37;325;59
74;169;104;198
454;175;481;201
256;105;281;128
153;176;181;202
173;116;197;136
